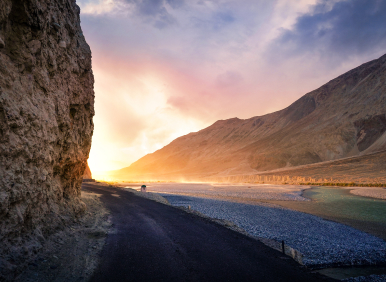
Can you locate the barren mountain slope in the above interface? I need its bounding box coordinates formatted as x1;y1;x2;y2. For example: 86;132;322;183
207;150;386;184
113;54;386;181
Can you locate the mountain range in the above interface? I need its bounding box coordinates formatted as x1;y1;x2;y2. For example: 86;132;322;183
110;54;386;182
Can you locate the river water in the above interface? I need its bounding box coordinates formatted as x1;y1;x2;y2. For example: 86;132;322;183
269;187;386;241
304;188;386;226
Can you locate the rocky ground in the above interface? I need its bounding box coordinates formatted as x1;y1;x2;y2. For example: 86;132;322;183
14;191;110;282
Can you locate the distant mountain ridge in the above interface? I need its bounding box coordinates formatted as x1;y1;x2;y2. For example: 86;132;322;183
112;53;386;181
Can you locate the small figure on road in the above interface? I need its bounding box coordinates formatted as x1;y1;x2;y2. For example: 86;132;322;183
141;185;147;192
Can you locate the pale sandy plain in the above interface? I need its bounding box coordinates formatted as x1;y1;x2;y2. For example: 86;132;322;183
120;182;386;202
121;182;311;203
347;187;386;200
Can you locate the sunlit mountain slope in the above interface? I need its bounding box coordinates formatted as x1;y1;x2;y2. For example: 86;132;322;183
111;54;386;181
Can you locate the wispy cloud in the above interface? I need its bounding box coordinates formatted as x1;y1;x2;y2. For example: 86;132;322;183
270;0;386;64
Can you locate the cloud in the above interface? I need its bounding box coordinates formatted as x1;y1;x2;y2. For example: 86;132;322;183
128;0;179;28
216;71;243;88
133;0;184;15
79;0;183;28
270;0;386;64
79;0;386;172
78;0;117;14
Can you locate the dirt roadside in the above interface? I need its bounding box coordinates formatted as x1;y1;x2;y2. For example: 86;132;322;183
15;191;111;282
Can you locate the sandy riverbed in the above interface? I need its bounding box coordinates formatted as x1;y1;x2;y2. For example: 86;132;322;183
348;187;386;200
120;182;311;203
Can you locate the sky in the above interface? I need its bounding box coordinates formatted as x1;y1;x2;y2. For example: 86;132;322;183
76;0;386;175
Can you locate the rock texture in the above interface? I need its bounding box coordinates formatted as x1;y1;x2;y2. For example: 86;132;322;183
0;0;94;279
83;162;92;179
113;54;386;181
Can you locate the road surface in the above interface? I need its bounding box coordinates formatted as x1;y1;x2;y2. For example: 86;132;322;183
83;183;333;282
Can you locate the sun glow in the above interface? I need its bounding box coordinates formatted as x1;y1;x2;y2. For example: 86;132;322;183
78;0;386;180
88;64;207;175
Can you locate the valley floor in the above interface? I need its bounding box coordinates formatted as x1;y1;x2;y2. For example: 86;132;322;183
83;183;331;282
122;183;386;269
16;182;386;281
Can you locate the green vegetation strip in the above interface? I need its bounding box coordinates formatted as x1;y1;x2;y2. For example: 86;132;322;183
299;182;386;187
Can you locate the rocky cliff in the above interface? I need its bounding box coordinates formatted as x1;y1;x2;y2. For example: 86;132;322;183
113;53;386;181
83;163;92;179
0;0;94;278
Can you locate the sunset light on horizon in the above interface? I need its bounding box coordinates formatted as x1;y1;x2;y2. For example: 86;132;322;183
76;0;386;174
3;0;386;276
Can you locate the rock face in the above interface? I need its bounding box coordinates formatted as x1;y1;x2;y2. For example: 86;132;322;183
113;54;386;181
0;0;94;278
83;163;92;179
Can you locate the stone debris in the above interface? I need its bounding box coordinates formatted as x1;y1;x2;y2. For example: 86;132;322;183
58;40;67;48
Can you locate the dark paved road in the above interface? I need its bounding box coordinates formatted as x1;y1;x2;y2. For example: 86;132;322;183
83;183;334;282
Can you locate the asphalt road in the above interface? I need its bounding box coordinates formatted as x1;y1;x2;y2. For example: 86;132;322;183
83;183;334;282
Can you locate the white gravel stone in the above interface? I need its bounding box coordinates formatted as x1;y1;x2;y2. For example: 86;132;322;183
161;194;386;267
